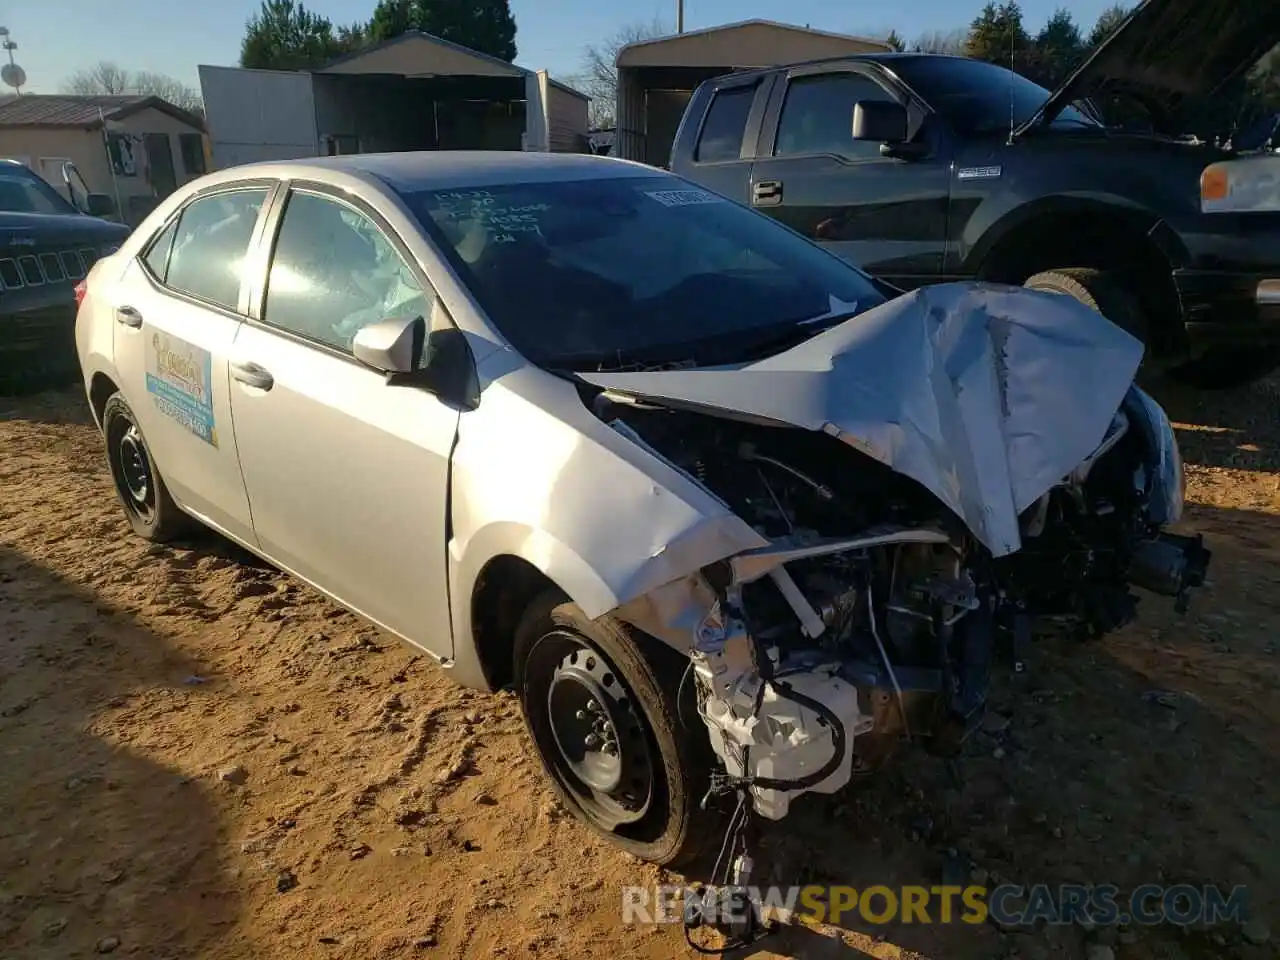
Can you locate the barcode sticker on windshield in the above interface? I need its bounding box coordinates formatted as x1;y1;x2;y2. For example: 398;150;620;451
644;189;724;207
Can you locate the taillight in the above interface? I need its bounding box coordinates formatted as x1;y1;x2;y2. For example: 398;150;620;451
74;279;87;308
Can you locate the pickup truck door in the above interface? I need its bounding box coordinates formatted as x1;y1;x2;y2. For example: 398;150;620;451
674;75;775;202
748;63;951;289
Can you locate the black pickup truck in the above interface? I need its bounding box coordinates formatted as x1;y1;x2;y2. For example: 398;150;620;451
0;160;129;394
669;0;1280;388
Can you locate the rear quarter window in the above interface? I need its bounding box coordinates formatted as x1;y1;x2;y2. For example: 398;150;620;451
695;85;756;163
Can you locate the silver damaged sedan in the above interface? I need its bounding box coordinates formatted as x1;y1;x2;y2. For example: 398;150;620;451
75;152;1210;876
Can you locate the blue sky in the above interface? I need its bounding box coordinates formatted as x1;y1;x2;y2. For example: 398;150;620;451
6;0;1120;95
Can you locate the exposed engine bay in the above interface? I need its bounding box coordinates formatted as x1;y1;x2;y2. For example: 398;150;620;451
591;386;1211;823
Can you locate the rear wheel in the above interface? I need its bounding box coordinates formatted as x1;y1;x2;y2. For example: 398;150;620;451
1167;346;1280;390
102;392;193;541
514;590;720;867
1023;267;1149;343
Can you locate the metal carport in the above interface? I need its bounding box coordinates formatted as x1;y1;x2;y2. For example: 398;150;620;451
200;31;589;171
615;20;891;166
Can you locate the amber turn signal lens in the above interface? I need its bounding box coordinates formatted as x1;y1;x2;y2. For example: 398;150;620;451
1200;164;1229;202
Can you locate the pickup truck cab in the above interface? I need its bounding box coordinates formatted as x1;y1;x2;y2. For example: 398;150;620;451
668;0;1280;388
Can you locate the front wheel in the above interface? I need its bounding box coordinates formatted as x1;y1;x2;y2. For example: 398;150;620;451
1023;267;1149;343
514;590;720;867
102;392;193;541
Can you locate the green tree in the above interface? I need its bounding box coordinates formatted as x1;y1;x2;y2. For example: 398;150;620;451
369;0;414;43
884;30;905;52
240;0;359;70
365;0;518;61
964;2;1030;68
1087;4;1130;48
1033;8;1084;86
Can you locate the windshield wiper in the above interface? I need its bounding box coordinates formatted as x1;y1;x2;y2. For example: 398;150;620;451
544;302;866;373
730;309;862;363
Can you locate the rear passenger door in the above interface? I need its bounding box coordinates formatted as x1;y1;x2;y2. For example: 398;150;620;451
749;64;951;288
111;183;275;543
678;76;773;204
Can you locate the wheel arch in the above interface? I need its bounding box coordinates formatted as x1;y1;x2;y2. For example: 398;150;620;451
449;524;624;693
88;370;120;430
968;197;1185;350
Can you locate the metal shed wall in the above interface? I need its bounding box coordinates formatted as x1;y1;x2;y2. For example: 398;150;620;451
198;65;319;169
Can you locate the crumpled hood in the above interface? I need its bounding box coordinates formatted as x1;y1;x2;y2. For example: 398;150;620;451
582;282;1144;557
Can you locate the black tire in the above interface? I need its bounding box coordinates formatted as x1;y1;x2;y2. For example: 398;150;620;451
101;392;193;542
1023;267;1149;343
1167;346;1280;390
514;589;721;867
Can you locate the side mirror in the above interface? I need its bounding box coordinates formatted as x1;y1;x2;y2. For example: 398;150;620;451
852;100;908;143
352;315;479;410
86;193;116;218
353;315;425;374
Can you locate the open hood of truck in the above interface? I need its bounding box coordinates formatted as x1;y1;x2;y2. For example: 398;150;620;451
581;282;1144;558
1021;0;1280;135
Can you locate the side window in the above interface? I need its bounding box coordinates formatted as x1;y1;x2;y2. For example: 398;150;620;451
775;73;896;161
143;218;178;281
263;190;431;354
695;85;756;163
165;189;268;310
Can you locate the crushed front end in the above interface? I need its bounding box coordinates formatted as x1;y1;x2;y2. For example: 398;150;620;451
599;381;1210;824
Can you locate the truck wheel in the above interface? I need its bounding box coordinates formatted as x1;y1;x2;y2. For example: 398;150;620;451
513;590;720;867
1023;268;1149;343
1167;346;1280;390
102;392;193;542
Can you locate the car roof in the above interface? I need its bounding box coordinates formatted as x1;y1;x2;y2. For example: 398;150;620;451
200;151;665;194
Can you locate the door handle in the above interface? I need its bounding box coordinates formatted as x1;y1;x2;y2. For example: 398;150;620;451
230;361;274;391
752;180;783;206
114;305;143;328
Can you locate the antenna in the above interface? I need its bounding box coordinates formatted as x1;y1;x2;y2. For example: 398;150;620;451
1006;10;1016;143
0;26;25;96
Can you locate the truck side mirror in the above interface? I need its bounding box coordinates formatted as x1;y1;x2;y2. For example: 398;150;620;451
86;193;116;218
852;100;908;143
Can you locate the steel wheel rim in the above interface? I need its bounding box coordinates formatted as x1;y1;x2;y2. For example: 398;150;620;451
529;629;655;829
109;416;155;522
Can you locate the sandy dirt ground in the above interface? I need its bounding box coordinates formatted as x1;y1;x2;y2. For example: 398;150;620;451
1;380;1277;960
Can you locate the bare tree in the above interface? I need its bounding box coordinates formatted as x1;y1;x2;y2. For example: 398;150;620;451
571;18;670;129
61;60;204;118
62;61;132;96
911;28;968;54
133;71;205;117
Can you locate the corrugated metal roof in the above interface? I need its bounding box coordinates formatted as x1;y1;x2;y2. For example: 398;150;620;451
0;95;150;127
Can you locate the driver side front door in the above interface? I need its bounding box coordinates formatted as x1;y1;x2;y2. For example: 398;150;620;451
749;65;952;289
227;185;459;658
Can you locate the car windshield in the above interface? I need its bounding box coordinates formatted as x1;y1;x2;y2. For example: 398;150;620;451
0;167;78;215
405;175;888;369
889;55;1100;135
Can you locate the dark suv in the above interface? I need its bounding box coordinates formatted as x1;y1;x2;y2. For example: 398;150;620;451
0;160;129;394
668;0;1280;388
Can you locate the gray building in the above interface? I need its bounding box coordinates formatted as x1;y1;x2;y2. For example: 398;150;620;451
200;31;589;171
